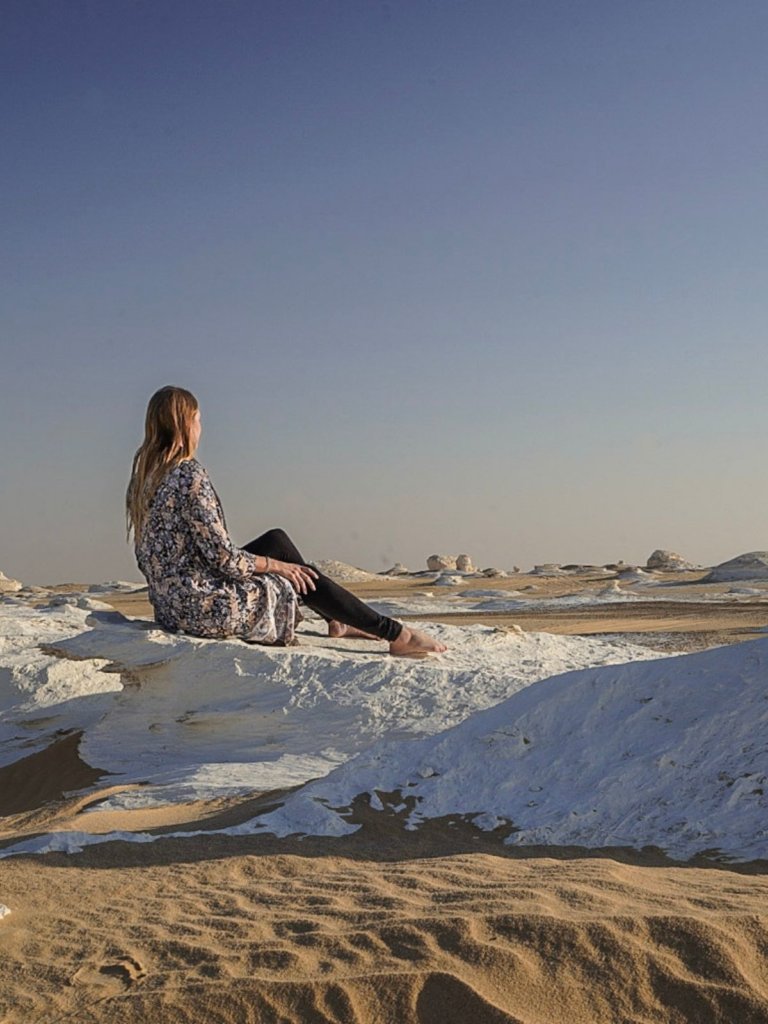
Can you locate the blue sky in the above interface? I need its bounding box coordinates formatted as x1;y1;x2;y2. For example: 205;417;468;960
2;1;767;583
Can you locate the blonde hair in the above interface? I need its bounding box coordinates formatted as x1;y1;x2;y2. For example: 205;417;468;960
126;386;199;541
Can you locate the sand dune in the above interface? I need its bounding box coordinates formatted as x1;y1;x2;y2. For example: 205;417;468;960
2;837;768;1023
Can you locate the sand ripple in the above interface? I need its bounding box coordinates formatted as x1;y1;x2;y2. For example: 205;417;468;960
2;851;768;1023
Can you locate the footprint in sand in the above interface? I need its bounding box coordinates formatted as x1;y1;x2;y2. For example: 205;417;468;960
71;956;146;994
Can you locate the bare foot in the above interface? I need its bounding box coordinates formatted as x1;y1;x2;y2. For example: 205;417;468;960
328;620;379;641
389;626;447;658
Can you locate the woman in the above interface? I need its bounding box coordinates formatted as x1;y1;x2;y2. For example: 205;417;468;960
126;386;446;657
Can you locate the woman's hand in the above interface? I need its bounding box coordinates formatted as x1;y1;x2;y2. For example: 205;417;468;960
269;559;319;595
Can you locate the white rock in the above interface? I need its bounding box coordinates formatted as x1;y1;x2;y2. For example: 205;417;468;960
618;568;654;584
255;638;768;861
0;602;660;841
455;554;474;573
646;549;697;571
87;581;146;594
433;574;465;587
598;581;623;596
0;572;22;594
0;904;10;919
310;560;380;582
427;554;457;571
76;597;117;611
706;551;768;583
381;562;411;576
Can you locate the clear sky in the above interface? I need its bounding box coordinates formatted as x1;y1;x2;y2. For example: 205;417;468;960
2;0;767;584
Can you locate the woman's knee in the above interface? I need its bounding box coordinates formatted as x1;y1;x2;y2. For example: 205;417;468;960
261;528;302;562
261;528;291;546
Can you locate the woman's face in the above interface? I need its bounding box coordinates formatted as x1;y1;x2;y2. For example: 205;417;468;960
189;408;202;452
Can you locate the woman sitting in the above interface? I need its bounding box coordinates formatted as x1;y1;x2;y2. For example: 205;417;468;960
126;386;446;657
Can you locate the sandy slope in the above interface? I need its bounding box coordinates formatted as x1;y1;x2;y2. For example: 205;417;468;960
2;832;768;1024
2;572;768;1022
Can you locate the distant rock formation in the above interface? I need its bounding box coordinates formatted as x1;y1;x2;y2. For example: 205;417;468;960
705;551;768;583
563;565;614;575
646;550;696;571
455;554;475;572
381;562;411;576
433;574;465;587
0;571;22;593
617;567;652;582
530;564;564;576
311;560;381;582
427;554;457;571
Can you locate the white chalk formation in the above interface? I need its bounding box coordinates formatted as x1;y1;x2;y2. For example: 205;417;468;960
3;577;768;862
1;599;659;825
706;551;768;583
310;560;381;582
427;554;457;571
646;549;697;571
254;637;768;861
0;571;22;594
381;562;411;575
426;554;477;573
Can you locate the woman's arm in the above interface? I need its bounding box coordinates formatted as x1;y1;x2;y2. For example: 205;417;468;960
179;462;318;593
179;462;267;582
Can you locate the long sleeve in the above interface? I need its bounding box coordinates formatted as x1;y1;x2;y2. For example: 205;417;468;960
179;462;261;582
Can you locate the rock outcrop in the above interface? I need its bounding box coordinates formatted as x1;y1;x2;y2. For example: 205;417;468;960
427;554;457;571
311;560;381;582
0;572;22;593
530;564;564;577
433;574;465;587
381;562;411;576
427;554;475;573
646;550;696;571
705;551;768;583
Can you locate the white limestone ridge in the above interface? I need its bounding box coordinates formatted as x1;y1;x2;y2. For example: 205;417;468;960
254;637;768;861
2;596;767;862
310;560;381;582
706;551;768;583
1;599;658;818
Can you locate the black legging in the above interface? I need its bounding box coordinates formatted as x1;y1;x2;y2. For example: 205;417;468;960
242;529;403;643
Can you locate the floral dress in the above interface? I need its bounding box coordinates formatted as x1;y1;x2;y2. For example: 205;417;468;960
135;459;298;643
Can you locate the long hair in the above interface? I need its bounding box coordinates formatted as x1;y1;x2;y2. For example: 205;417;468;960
126;386;199;541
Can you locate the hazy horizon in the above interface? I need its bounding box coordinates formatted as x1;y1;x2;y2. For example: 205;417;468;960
3;1;767;586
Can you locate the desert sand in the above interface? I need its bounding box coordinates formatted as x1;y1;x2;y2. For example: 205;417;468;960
1;569;767;1023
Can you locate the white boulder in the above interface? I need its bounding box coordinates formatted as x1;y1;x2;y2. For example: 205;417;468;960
646;550;696;571
455;554;475;573
427;554;457;571
0;572;22;594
